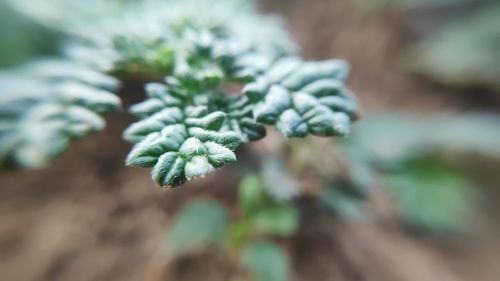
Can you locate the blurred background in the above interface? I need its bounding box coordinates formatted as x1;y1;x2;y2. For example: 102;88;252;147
1;0;500;280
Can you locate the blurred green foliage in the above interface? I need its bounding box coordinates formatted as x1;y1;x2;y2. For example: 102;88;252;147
386;157;475;232
369;0;500;90
230;175;298;246
320;178;370;219
240;240;289;281
339;113;500;232
0;0;57;68
344;114;500;163
407;1;500;90
166;173;297;281
260;157;300;201
166;200;229;257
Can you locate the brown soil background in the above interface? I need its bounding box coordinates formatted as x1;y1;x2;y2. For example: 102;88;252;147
1;0;500;280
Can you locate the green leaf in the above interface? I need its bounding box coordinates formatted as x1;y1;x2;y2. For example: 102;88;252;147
112;35;177;76
55;82;121;113
244;58;357;139
220;96;266;142
238;174;299;236
239;174;267;216
0;61;121;168
125;85;243;187
1;0;361;192
224;52;275;82
344;113;500;164
385;159;476;232
166;200;229;257
240;240;289;281
250;206;298;236
260;157;300;201
25;59;120;90
128;82;185;120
